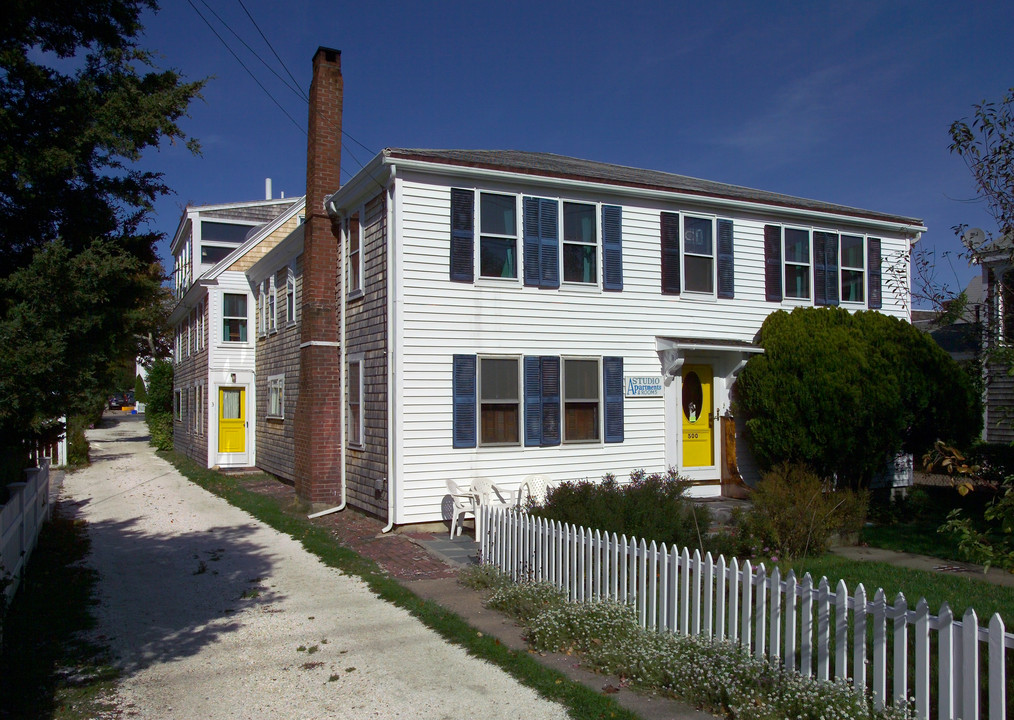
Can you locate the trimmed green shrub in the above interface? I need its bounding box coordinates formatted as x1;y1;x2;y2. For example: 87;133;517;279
134;373;148;404
734;462;868;560
66;415;90;467
530;469;711;550
736;307;981;488
147;412;173;451
144;359;173;415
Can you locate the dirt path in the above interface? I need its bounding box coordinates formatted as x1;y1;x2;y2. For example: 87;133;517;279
62;414;570;719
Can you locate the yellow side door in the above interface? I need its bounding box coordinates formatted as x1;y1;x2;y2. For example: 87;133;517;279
218;387;245;454
681;365;713;467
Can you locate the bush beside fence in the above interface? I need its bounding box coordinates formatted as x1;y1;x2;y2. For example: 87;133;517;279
480;505;1012;720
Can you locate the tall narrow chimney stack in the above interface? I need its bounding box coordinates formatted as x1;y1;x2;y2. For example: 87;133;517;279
265;177;272;200
295;46;343;506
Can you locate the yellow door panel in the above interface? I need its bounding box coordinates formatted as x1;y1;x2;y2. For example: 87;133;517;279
681;365;713;467
218;387;245;454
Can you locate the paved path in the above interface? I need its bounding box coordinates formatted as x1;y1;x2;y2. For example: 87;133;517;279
63;414;570;720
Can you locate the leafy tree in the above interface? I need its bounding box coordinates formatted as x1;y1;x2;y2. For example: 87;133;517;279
144;359;173;415
736;307;981;489
0;1;203;476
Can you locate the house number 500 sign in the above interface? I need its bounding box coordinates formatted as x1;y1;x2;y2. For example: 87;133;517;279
686;432;700;440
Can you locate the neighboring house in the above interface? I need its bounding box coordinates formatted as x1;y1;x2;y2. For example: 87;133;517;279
976;237;1014;443
168;196;304;469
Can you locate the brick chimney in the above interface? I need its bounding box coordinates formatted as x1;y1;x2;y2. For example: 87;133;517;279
295;47;342;505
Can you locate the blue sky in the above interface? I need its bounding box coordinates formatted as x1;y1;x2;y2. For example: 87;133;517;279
137;1;1013;303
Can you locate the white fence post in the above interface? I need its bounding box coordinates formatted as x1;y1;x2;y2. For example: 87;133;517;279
893;593;909;708
854;583;868;694
963;608;979;720
988;613;1006;720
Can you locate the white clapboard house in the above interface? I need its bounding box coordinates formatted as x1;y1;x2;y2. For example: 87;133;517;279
318;147;925;528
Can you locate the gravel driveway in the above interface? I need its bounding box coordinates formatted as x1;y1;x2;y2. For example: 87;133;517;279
63;415;570;719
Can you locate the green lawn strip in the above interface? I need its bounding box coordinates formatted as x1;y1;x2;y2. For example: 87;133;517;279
0;505;119;720
782;554;1014;627
860;521;966;562
160;451;639;720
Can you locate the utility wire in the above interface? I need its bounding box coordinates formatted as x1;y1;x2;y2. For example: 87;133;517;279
196;0;307;102
186;0;306;136
236;0;306;103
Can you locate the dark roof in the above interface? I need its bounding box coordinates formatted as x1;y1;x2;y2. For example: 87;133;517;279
385;148;923;227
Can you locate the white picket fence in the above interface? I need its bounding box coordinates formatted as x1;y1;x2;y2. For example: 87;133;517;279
479;505;1013;720
1;458;52;605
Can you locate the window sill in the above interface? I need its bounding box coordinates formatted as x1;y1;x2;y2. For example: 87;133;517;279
558;282;601;293
680;291;718;303
347;289;365;302
266;415;284;422
475;276;521;288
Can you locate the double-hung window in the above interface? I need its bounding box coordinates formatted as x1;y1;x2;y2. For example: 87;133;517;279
840;234;865;303
479;193;518;279
784;228;811;300
267;374;284;419
683;215;715;294
268;275;277;333
348;213;362;295
257;282;266;336
222;293;248;342
173;389;182;421
563;358;600;442
479;357;521;445
347;358;363;446
286;264;296;323
562;202;596;284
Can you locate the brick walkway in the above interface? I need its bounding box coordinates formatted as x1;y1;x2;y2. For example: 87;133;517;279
243;477;459;580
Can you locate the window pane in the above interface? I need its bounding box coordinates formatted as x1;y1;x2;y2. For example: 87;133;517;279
480;405;520;444
684;216;712;256
684;255;714;294
223;318;247;342
348;362;361;404
480;237;517;278
480;358;518;401
348;402;361;443
202;245;233;264
564;359;598;400
841;235;863;269
563;244;597;283
842;269;864;302
223;293;246;317
785;265;810;299
480;193;516;236
563;203;595;243
202;221;252;243
565;403;599;441
222;389;241;419
784;229;810;263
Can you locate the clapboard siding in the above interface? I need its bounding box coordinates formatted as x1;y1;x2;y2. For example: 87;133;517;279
344;193;388;518
393;176;912;524
173;301;210;466
985;359;1014;443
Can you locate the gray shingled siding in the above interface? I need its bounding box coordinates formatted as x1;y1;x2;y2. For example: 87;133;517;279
345;194;388;518
985;360;1014;443
255;258;303;482
173;302;209;466
203;201;298;224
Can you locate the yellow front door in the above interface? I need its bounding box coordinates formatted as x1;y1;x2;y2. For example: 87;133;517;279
218;387;245;454
681;365;713;467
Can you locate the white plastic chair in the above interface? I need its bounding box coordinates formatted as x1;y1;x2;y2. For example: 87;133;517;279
447;479;476;539
470;477;512;541
516;474;553;509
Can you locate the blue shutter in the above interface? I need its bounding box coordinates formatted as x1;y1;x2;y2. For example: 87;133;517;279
717;219;734;299
602;205;623;291
764;225;782;302
813;231;827;306
450;189;474;283
661;212;681;295
603;356;624;443
524;356;542;446
540;356;561;446
539;198;560;289
452;355;476;448
868;237;882;309
523;197;541;287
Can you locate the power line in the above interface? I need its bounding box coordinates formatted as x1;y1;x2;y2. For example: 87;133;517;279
196;0;307;103
186;0;306;136
235;0;306;103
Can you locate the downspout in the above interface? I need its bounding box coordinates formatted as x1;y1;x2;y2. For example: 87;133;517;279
381;166;398;533
308;202;348;519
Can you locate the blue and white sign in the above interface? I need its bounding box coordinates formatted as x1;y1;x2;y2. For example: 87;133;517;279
624;375;664;398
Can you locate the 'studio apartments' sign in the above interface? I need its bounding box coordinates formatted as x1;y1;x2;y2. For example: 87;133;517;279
624;375;663;398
